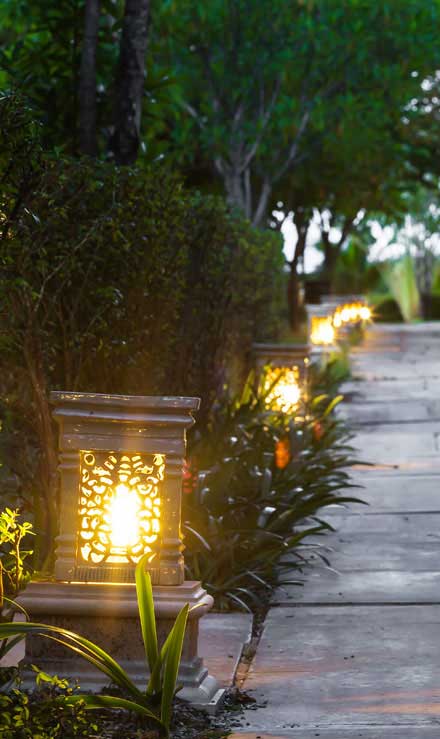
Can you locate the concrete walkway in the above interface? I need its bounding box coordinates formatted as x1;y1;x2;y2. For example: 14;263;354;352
231;323;440;738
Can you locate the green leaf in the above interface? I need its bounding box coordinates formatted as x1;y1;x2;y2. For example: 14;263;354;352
62;694;166;734
0;622;143;702
160;603;189;730
135;557;159;691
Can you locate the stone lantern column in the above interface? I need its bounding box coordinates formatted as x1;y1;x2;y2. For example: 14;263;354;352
18;393;222;707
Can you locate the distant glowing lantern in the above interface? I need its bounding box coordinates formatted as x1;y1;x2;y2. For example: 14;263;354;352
264;366;301;414
253;343;310;382
332;300;372;330
359;305;372;321
310;316;335;346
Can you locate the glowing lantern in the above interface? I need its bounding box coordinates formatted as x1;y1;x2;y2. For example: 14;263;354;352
18;392;222;706
46;393;201;585
359;305;372;321
264;366;301;414
253;343;310;381
332;300;372;331
311;316;335;346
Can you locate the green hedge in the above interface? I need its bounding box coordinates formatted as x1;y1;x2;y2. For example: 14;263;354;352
0;95;285;549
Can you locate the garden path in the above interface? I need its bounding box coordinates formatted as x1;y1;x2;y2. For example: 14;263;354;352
231;322;440;738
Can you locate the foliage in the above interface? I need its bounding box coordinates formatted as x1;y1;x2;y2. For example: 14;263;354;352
373;295;404;323
0;508;34;664
0;561;188;737
330;237;382;296
183;374;362;611
0;93;285;561
0;0;171;160
155;0;440;225
380;253;420;322
0;669;96;739
0;508;34;599
309;351;352;398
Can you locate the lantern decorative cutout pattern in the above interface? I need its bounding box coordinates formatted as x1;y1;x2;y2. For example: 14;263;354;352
264;366;301;414
77;450;164;577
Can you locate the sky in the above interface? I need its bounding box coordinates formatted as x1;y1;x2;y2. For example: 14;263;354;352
281;210;440;273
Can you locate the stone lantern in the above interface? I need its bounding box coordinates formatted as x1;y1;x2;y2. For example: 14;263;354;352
252;343;311;415
306;303;337;355
18;392;222;707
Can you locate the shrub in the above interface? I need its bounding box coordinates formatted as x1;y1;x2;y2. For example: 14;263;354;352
0;562;188;738
183;376;362;611
373;295;404;323
0;670;96;739
0;93;285;561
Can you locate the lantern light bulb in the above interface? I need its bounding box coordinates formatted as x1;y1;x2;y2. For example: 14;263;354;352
311;317;335;346
109;483;139;550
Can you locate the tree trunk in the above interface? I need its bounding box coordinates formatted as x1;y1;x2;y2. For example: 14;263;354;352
79;0;101;156
111;0;150;165
287;263;301;331
323;235;339;280
286;208;311;330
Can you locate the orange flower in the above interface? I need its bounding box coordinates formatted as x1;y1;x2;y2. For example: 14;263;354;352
275;437;291;469
313;421;324;442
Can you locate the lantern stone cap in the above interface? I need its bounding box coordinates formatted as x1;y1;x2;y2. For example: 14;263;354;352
50;392;200;412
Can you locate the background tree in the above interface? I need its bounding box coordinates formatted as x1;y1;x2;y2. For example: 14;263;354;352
155;0;440;225
110;0;151;164
0;0;162;161
79;0;101;156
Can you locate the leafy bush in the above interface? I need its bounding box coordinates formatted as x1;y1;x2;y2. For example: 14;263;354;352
0;508;34;666
373;295;404;323
0;560;188;737
183;377;362;611
0;669;95;739
0;92;285;561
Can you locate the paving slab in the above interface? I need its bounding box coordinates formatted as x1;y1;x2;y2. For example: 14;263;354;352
200;612;252;687
352;426;439;464
340;400;432;424
329;474;440;513
342;378;440;402
273;570;440;605
236;324;440;735
239;606;440;731
302;512;440;572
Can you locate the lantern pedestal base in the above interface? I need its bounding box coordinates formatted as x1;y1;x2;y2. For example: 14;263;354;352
17;579;224;710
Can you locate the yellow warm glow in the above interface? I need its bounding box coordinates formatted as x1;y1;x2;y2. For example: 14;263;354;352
265;367;301;413
311;317;335;346
332;301;372;327
109;483;140;549
78;451;164;566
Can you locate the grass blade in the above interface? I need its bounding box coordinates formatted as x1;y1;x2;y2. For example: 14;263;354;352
62;694;166;734
160;604;189;730
135;557;159;691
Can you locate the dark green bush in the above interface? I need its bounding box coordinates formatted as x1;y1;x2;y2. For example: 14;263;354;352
0;93;285;558
421;293;440;320
0;670;96;739
373;296;404;322
183;378;362;611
